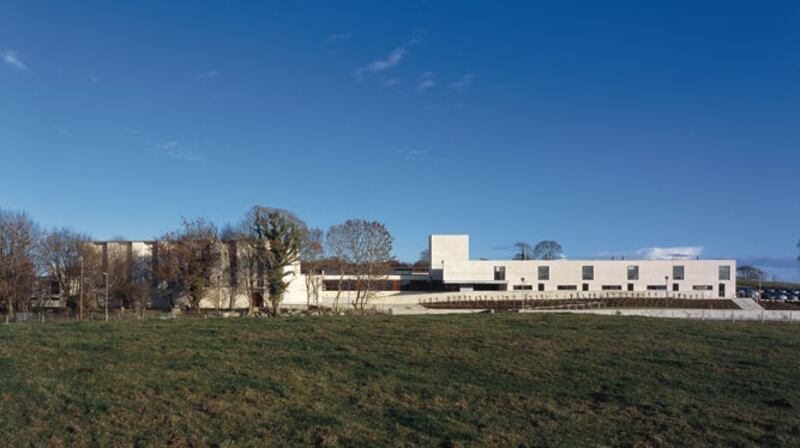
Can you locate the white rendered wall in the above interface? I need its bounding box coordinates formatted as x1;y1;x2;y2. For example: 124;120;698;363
429;234;469;280
433;234;736;298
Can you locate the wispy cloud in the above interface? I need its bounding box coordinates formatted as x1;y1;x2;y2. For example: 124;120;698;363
353;33;423;81
147;141;207;162
196;70;221;80
636;246;704;260
397;148;429;161
2;50;28;70
449;73;477;91
328;33;351;42
382;77;402;88
418;71;435;91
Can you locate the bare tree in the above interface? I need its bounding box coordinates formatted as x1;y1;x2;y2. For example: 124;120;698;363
0;210;40;320
533;240;563;260
414;249;431;270
107;243;151;316
326;219;393;310
40;228;94;309
153;218;218;310
737;265;766;282
513;242;534;260
242;206;304;316
325;226;348;313
301;227;325;309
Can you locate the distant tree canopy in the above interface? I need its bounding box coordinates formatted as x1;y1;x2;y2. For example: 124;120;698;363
737;265;767;281
153;218;219;310
513;242;534;260
0;209;40;318
533;240;563;260
416;248;431;269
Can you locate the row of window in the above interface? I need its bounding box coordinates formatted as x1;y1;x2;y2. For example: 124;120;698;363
495;265;732;281
510;283;721;292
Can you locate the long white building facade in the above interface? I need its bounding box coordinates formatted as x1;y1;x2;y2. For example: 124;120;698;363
59;234;735;311
429;235;735;298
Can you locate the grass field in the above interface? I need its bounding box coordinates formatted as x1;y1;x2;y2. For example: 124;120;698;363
1;315;799;447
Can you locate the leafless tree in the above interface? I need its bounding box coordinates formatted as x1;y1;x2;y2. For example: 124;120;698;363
40;228;94;308
301;227;325;309
737;265;766;282
107;243;151;316
415;249;431;270
513;242;534;260
0;210;41;320
326;219;393;310
153;218;218;310
241;206;304;316
325;227;348;313
533;240;563;260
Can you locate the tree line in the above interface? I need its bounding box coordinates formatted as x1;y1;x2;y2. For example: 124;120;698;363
0;206;396;320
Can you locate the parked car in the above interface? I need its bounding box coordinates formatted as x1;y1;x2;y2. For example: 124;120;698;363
777;294;789;301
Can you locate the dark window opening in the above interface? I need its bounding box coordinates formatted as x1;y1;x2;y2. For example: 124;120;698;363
494;266;506;281
474;283;505;291
538;266;549;281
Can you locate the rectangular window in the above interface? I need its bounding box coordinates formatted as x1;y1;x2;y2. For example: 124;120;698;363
647;285;667;291
719;266;731;281
557;285;577;290
627;265;639;281
602;285;622;290
673;265;685;281
538;266;549;281
512;285;532;290
494;266;506;281
627;283;634;291
582;283;589;291
673;283;679;292
693;285;713;291
538;283;545;291
582;265;594;281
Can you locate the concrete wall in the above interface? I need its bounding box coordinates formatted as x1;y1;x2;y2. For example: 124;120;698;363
429;234;469;280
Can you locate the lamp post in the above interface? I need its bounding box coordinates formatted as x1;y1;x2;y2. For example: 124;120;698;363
103;272;109;322
665;275;669;303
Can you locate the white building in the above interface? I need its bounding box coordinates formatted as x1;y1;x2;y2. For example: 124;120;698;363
429;235;735;298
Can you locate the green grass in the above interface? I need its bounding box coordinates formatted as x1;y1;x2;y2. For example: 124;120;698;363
1;315;799;447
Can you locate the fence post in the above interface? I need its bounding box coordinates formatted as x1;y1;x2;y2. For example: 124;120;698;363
731;311;735;324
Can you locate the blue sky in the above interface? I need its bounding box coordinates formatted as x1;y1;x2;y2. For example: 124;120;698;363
1;1;798;279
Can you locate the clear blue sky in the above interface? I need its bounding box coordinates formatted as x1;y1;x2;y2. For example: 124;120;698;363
1;1;798;279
